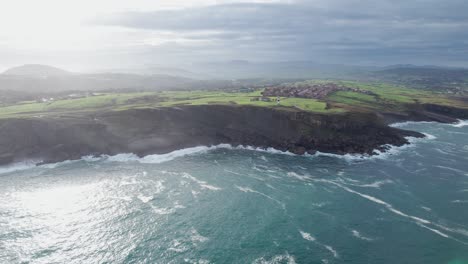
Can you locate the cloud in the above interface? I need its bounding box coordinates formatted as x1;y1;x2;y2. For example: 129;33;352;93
92;0;468;66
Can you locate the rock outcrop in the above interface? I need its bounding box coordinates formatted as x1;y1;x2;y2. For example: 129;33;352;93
0;105;423;165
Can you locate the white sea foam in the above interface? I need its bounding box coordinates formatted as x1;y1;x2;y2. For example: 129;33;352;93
236;185;285;209
299;231;316;241
435;165;467;175
168;239;188;252
452;120;468;128
287;172;311;181
183;173;222;191
340;179;394;189
390;121;438;128
152;206;175;215
102;144;294;165
324;245;339;259
422;133;437;140
299;230;339;258
417;223;450;238
253;253;297;264
0;161;38;175
184;259;211;264
137;195;153;203
190;228;209;244
451;200;468;203
312;179;457;240
351;230;373;241
421;206;432;211
119;177;139;186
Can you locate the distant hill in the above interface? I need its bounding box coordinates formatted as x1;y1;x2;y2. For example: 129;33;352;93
2;64;71;77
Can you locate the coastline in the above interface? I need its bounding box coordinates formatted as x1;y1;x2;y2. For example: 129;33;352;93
0;104;466;167
1;118;466;173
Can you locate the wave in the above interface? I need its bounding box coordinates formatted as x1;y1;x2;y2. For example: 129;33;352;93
390;121;438;128
287;172;312;181
311;178;466;242
137;195;153;203
351;230;374;241
235;185;285;209
183;172;222;191
338;178;394;189
253;253;297;264
0;161;38;175
299;230;316;241
452;120;468;128
299;230;339;259
391;119;468;128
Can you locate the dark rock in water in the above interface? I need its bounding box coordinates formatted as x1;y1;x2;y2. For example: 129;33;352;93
0;105;425;166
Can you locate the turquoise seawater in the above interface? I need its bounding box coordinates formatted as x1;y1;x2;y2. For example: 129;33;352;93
1;121;468;264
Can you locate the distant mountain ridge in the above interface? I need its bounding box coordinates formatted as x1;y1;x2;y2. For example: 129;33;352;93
2;64;71;77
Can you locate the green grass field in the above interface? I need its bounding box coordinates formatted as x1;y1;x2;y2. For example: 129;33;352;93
0;80;465;119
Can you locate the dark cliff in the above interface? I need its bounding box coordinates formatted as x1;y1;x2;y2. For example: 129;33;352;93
0;105;423;165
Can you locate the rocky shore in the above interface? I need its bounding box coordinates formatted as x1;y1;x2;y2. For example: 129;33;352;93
0;105;433;166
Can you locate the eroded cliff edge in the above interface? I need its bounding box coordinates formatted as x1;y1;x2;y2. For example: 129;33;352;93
0;105;428;166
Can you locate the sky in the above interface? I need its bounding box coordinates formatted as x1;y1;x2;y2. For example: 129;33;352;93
0;0;467;72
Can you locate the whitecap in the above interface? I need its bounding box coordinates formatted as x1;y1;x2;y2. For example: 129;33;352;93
421;206;432;211
435;165;467;175
190;228;209;244
311;179;458;240
390;121;438;128
0;161;38;175
299;230;339;258
184;259;211;264
299;231;316;241
152;206;175;215
324;245;339;259
137;195;153;203
351;230;373;241
451;200;468;203
287;172;311;181
253;253;297;264
452;120;468;128
236;185;285;209
168;239;188;253
183;173;222;191
191;190;200;198
422;133;437;140
105;153;140;162
341;179;394;189
174;201;186;209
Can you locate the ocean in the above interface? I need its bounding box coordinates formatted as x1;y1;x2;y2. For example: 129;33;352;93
1;121;467;264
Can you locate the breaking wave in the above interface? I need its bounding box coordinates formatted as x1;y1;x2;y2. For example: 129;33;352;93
253;253;297;264
0;161;38;175
0;127;441;173
452;120;468;128
299;230;339;258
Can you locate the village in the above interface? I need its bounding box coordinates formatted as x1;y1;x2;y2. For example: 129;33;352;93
261;82;375;100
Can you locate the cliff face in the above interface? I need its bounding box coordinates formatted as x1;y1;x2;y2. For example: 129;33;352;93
0;105;422;165
381;103;468;124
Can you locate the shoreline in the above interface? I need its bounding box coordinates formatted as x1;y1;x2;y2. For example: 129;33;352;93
0;104;466;167
0;132;437;175
2;117;467;173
